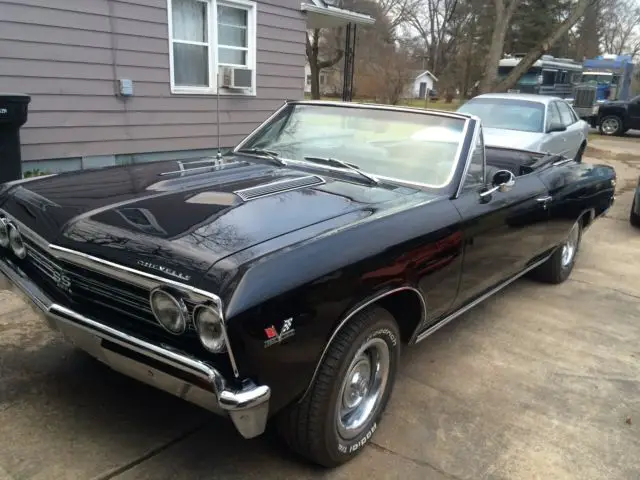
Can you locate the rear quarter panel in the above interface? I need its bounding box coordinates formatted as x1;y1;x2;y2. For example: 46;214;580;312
536;159;616;246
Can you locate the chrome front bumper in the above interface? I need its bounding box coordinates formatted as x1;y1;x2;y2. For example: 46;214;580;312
0;257;271;439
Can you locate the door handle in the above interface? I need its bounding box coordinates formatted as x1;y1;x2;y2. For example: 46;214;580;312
537;195;552;209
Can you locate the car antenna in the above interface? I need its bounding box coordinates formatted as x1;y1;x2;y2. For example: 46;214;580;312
215;71;222;164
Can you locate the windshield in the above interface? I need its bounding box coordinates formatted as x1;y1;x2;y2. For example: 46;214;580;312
238;103;468;188
581;73;614;85
457;98;545;133
498;66;540;86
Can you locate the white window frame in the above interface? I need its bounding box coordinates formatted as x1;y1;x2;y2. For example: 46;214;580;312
167;0;257;96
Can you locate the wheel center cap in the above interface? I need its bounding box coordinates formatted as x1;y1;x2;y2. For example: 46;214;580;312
343;362;371;409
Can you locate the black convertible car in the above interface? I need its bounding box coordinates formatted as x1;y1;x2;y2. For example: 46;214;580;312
0;101;616;467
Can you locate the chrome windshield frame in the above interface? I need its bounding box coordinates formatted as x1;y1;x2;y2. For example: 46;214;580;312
233;100;475;192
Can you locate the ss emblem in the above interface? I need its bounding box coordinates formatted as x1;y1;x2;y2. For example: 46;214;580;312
52;269;72;292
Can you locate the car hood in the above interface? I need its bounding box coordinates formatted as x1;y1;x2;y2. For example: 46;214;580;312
482;127;543;151
0;157;420;285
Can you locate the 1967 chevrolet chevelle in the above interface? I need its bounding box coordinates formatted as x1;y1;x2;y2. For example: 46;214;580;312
0;101;616;467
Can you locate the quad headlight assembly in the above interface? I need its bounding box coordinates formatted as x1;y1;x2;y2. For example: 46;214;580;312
0;215;27;259
193;304;227;353
149;287;189;335
149;287;228;354
0;217;10;248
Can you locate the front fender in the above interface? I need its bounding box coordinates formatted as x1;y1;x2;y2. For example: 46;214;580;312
205;197;462;414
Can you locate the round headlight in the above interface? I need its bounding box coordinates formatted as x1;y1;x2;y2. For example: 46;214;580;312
8;224;26;259
193;305;226;353
150;289;187;334
0;218;9;248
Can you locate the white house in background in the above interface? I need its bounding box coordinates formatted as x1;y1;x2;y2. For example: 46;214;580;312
410;70;438;98
304;62;339;95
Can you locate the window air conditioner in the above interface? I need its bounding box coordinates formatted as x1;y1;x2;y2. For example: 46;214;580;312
219;66;253;90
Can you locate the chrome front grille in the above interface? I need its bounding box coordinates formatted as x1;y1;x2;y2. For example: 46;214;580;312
22;238;199;335
572;87;597;108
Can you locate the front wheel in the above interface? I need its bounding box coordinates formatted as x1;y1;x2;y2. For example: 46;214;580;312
599;115;624;136
277;305;401;467
530;219;582;284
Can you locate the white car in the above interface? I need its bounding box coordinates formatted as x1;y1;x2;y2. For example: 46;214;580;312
457;93;590;161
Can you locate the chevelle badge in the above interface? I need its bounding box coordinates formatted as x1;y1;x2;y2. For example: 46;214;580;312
137;260;191;281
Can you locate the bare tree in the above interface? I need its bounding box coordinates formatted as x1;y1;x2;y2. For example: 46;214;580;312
407;0;459;75
376;0;423;30
356;45;415;103
575;0;600;59
306;28;344;99
493;0;598;92
600;0;640;57
478;0;523;93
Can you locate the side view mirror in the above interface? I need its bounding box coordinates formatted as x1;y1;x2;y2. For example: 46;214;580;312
480;169;516;200
547;122;567;133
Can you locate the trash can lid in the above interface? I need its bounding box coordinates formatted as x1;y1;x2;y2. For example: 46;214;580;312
0;93;31;104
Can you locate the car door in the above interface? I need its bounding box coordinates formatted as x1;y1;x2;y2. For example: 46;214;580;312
540;102;568;156
555;100;584;158
450;129;551;309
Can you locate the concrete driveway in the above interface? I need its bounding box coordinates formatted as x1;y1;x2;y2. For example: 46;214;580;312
2;142;640;479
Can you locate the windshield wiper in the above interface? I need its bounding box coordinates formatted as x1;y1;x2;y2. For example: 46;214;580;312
302;156;379;185
235;148;286;166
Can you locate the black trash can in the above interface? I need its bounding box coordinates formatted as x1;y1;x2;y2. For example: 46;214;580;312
0;93;31;184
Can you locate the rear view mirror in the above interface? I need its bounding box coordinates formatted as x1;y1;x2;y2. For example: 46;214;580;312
480;169;516;200
547;122;567;133
492;170;515;191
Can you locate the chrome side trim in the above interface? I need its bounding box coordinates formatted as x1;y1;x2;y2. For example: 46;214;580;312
413;253;552;344
298;286;427;403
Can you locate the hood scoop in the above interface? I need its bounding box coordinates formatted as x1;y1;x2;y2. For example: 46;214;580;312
234;175;325;201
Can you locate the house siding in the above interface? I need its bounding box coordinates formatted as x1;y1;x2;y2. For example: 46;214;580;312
0;0;306;169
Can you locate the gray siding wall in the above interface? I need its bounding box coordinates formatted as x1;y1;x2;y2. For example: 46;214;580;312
0;0;306;167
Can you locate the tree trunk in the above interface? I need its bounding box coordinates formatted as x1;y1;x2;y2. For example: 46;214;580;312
577;0;599;60
479;0;522;93
306;30;320;99
305;29;344;100
493;0;597;92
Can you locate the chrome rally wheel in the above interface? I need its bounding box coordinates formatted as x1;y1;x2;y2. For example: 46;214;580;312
561;221;580;268
277;305;400;467
335;337;390;441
